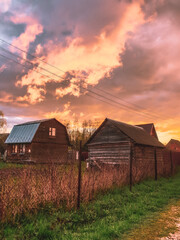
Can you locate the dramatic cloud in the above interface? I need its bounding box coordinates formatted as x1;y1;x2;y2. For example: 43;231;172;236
0;0;180;143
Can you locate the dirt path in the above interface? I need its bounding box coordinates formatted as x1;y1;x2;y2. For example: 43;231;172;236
125;200;180;240
161;216;180;240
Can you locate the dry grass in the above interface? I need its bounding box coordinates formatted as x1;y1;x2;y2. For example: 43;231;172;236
0;164;129;222
0;157;178;223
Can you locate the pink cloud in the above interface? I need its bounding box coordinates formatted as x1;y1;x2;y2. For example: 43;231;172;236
10;15;43;54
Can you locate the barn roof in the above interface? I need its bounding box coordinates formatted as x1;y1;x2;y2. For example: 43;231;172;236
136;123;158;139
5;118;54;144
136;123;153;134
5;122;40;144
86;118;164;148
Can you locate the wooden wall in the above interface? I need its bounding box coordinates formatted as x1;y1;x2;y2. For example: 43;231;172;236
33;119;68;145
30;119;69;163
6;143;31;162
88;142;131;164
132;145;163;182
31;142;68;164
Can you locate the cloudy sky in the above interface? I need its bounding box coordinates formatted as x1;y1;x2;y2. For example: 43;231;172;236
0;0;180;143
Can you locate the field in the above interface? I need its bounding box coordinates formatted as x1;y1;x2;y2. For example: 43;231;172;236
0;167;180;240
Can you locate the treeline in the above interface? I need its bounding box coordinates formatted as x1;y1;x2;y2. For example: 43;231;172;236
63;119;101;150
0;111;7;156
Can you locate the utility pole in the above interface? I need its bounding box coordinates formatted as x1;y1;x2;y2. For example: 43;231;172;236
154;148;157;181
130;142;133;191
77;140;82;209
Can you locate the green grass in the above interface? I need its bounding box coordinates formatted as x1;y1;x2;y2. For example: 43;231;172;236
0;171;180;240
0;161;25;169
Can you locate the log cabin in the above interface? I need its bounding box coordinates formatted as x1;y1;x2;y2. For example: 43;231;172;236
86;118;165;176
5;118;70;163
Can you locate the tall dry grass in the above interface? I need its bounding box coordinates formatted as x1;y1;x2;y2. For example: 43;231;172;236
0;164;129;222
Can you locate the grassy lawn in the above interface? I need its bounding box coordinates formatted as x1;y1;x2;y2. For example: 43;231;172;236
0;161;25;169
0;170;180;240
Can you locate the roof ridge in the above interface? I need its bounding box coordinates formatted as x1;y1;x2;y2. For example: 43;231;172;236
107;118;145;130
16;118;55;126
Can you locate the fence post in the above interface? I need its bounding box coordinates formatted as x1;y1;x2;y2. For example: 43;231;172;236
170;150;173;175
130;142;133;191
154;148;157;181
77;140;82;209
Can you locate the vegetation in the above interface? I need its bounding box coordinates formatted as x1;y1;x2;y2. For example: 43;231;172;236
0;111;7;157
0;162;24;169
125;200;180;240
64;119;101;150
0;169;180;240
0;164;129;222
0;111;7;133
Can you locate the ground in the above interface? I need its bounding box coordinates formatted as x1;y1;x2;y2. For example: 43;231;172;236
125;201;180;240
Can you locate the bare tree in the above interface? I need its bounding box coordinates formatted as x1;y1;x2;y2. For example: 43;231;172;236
0;111;7;134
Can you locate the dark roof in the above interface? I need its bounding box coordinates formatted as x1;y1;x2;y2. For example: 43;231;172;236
86;118;164;148
136;123;158;139
136;123;153;133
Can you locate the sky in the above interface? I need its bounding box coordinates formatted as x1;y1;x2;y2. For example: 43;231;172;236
0;0;180;143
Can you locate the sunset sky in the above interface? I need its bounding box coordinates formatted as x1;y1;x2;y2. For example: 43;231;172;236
0;0;180;143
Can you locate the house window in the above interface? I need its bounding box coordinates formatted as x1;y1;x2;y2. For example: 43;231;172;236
49;127;56;137
12;144;18;154
20;144;25;154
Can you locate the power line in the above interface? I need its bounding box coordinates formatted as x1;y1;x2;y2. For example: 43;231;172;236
0;50;163;120
0;38;167;120
90;86;162;119
0;46;61;80
0;42;167;120
0;38;65;74
0;52;157;120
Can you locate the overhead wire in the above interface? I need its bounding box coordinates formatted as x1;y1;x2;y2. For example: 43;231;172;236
0;38;168;120
0;39;167;120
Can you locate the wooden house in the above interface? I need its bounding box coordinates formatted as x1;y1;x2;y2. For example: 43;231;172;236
136;123;158;139
86;118;164;171
166;139;180;152
5;118;70;163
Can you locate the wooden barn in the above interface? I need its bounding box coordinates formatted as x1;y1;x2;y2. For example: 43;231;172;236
86;118;164;170
5;118;70;163
136;123;158;139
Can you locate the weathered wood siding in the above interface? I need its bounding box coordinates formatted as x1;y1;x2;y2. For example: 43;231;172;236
90;121;129;144
88;142;131;164
88;121;131;164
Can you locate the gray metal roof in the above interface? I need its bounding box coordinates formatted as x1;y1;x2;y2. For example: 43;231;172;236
5;123;40;144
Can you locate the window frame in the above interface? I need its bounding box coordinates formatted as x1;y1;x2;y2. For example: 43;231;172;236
19;144;26;154
49;127;56;137
12;144;18;154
